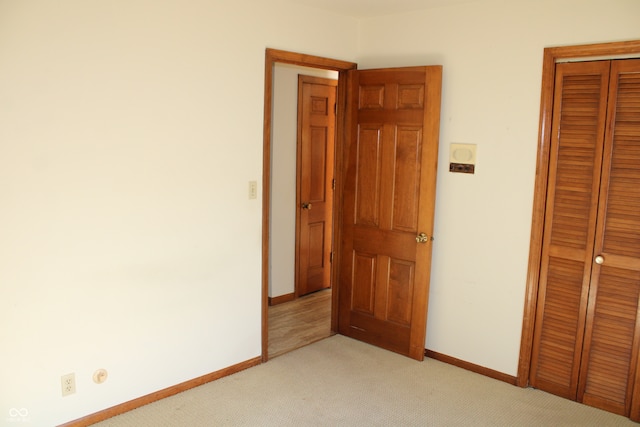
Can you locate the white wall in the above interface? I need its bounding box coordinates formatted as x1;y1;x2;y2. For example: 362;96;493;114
270;64;337;298
357;0;640;376
0;1;357;425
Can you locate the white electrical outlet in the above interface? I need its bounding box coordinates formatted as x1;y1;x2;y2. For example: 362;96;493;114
61;373;75;397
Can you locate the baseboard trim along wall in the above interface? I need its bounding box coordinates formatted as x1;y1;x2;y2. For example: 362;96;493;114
425;349;517;386
268;292;295;306
59;356;262;427
58;344;516;425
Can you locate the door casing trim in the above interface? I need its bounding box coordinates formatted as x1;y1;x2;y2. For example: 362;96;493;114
262;49;357;361
517;39;640;387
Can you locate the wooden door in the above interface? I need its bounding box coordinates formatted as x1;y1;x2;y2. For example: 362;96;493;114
530;59;640;418
577;59;640;416
296;75;337;297
338;66;442;361
529;61;611;399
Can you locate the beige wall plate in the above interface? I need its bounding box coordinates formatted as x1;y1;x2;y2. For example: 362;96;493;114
450;143;477;165
93;369;108;384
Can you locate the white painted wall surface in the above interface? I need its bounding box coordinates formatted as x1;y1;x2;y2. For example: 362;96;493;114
357;0;640;376
270;64;337;298
0;1;356;425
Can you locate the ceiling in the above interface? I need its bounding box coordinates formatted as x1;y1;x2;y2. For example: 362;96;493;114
285;0;480;18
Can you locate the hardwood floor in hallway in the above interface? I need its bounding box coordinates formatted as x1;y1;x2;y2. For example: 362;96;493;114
268;289;332;358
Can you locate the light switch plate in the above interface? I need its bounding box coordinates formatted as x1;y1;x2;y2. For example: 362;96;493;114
248;181;257;199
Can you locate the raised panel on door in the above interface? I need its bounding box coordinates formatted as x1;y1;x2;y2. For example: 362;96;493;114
529;61;610;398
338;66;442;360
578;59;640;416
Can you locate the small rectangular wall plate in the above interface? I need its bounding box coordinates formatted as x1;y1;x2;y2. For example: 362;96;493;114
449;143;476;174
449;163;475;174
249;180;258;199
449;143;477;164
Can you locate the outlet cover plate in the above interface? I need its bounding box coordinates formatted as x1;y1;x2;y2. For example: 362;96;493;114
61;373;75;397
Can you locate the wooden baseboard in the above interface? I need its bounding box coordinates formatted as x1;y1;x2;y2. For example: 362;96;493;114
425;349;517;386
59;356;262;427
268;292;295;306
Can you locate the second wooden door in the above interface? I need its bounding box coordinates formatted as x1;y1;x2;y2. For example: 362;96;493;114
296;75;337;297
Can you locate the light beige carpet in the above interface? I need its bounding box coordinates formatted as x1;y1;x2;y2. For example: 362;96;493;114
94;335;636;426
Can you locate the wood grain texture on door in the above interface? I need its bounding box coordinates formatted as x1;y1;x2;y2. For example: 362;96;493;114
296;75;337;297
530;58;640;418
578;59;640;416
338;66;442;361
529;61;611;399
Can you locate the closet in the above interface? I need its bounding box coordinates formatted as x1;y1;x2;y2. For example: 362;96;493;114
529;59;640;418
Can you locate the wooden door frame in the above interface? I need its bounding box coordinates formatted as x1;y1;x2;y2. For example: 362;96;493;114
262;48;357;361
517;39;640;387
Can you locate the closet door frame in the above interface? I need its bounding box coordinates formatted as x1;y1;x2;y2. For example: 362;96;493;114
518;39;640;388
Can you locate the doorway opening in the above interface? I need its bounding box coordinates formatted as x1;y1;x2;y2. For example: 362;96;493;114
261;49;357;361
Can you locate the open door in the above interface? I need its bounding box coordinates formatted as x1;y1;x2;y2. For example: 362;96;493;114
337;66;442;361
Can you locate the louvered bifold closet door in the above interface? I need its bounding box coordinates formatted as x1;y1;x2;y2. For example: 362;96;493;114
577;59;640;416
529;61;610;399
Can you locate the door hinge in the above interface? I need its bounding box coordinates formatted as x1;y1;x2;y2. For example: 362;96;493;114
332;178;336;190
330;252;334;263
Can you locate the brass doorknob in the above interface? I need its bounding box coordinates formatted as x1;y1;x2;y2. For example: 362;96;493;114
595;255;604;265
302;202;312;210
416;233;430;243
